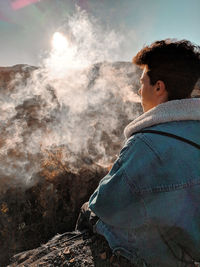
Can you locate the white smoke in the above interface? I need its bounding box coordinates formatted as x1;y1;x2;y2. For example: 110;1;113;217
0;9;141;188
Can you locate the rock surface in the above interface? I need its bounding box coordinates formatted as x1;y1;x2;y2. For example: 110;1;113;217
8;231;136;267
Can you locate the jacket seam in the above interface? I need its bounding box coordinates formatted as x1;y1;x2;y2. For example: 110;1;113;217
123;169;149;221
135;177;200;194
136;134;162;162
118;136;138;164
120;134;160;165
122;168;140;194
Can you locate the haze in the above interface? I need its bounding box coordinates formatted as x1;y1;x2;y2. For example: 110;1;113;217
0;0;200;66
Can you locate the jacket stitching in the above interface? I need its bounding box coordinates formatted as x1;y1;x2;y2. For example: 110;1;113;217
122;167;141;194
123;169;149;221
135;178;200;194
136;134;162;162
118;136;138;164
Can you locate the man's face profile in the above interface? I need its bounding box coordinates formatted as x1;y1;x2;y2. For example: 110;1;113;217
138;67;157;112
138;66;168;112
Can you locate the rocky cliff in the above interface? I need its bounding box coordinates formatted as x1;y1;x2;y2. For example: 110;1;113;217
0;62;141;266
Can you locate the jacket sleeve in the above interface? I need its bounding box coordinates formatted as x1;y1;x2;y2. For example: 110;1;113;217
89;135;159;228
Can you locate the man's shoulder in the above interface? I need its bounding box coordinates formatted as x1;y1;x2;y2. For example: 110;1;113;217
123;120;200;195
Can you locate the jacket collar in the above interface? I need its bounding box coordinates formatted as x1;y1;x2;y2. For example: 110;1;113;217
124;98;200;139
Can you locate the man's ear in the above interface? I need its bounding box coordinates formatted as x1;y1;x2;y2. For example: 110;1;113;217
154;80;168;101
155;80;167;95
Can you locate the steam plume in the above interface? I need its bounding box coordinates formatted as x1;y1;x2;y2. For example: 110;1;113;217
0;9;141;188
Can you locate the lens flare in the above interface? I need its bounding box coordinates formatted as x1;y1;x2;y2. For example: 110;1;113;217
52;32;69;52
11;0;41;10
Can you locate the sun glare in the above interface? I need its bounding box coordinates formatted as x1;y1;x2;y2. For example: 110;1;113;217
52;32;68;52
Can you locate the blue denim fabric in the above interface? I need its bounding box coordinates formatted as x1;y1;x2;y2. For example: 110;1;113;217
89;120;200;267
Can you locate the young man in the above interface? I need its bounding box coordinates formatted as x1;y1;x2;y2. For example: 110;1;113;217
78;39;200;266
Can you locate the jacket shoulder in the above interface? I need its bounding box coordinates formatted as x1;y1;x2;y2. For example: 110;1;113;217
124;120;200;194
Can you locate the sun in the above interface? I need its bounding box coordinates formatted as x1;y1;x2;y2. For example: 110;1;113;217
52;32;69;52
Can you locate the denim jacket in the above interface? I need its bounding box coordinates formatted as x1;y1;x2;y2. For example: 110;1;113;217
89;98;200;267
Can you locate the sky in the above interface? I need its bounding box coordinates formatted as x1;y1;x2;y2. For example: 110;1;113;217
0;0;200;66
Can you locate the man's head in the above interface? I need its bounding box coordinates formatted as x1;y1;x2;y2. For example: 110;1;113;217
133;39;200;112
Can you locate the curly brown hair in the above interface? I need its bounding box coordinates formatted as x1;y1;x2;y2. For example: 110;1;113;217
133;39;200;100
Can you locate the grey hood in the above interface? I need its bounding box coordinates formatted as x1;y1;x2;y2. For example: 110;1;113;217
124;98;200;139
